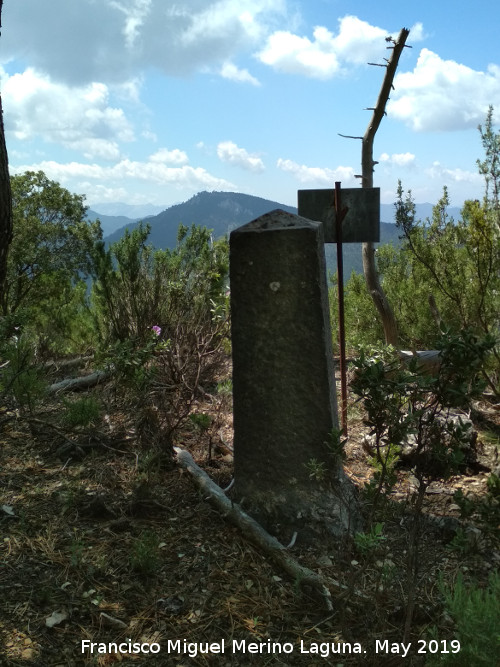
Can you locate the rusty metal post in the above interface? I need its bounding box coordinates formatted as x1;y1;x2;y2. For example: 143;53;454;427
334;182;348;436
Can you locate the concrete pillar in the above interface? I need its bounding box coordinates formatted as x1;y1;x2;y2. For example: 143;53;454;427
230;209;360;539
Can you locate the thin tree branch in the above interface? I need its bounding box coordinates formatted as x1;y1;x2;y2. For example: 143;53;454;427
338;134;363;140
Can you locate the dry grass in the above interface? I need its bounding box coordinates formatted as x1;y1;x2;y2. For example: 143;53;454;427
0;364;498;666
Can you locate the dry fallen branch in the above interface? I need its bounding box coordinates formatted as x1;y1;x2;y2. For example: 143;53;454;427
175;447;366;610
41;355;94;372
46;370;110;395
398;349;442;375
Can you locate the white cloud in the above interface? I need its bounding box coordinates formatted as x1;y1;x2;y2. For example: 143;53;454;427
277;158;355;184
409;22;425;43
150;148;189;164
10;158;236;197
388;49;500;131
330;16;389;65
2;0;286;85
426;161;482;185
80;182;131;204
257;27;340;79
141;129;158;142
220;62;260;86
217;141;265;172
379;152;416;167
114;78;144;103
257;15;396;79
2;68;134;160
110;0;153;49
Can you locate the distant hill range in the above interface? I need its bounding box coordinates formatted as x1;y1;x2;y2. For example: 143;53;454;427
87;191;462;280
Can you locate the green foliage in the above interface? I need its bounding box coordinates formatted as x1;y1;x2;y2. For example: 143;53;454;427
216;378;233;397
453;473;500;539
99;331;162;392
351;329;494;505
362;442;401;507
434;327;495;407
335;110;500;388
304;458;327;482
394;183;499;344
2;171;101;354
189;412;212;431
91;222;230;445
0;332;46;411
376;242;443;348
6;172;97;310
70;537;86;568
446;528;478;556
130;530;162;576
427;572;500;665
388;111;500;387
32;277;97;356
351;345;406;504
477;105;500;228
91;222;228;346
329;271;383;353
354;522;385;556
325;426;347;463
61;396;101;428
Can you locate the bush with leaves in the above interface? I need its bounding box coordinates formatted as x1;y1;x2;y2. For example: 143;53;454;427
394;184;499;359
334;110;500;386
453;472;500;541
0;327;46;413
92;222;228;345
427;572;500;666
92;222;230;449
1;171;101;355
61;396;101;429
388;110;500;389
329;270;383;354
352;328;495;504
351;327;496;637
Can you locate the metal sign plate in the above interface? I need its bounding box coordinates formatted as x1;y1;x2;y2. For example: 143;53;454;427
298;187;380;243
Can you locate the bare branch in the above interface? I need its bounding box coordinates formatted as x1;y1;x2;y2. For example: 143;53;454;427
338;133;363;140
175;447;369;608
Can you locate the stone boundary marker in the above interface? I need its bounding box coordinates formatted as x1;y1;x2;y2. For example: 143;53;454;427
230;209;361;540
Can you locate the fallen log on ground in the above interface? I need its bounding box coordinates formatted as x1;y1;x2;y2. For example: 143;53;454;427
47;370;110;395
398;350;442;375
41;355;94;372
175;447;366;610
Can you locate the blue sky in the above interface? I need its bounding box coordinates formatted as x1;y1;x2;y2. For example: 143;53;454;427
2;0;500;215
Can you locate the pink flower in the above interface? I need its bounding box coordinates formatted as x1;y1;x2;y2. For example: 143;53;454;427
152;325;161;336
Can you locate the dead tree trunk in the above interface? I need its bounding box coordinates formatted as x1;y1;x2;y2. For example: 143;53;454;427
360;28;410;346
0;0;13;315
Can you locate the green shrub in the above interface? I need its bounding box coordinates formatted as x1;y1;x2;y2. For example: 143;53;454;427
427;572;500;665
130;530;162;576
351;328;495;506
61;396;101;428
189;412;212;431
0;333;46;411
453;473;500;540
354;522;385;556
